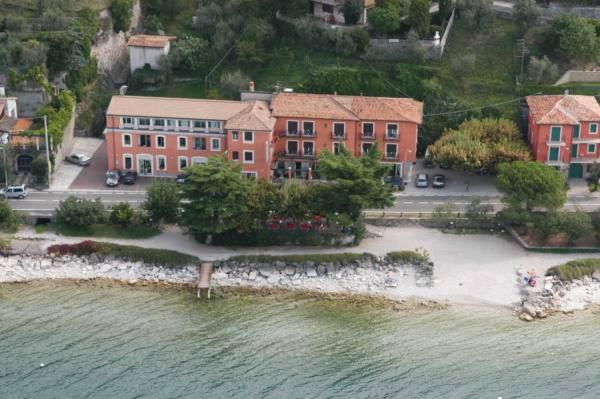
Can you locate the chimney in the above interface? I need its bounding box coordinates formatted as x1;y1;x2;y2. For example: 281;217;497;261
249;81;255;93
564;89;570;95
119;85;128;96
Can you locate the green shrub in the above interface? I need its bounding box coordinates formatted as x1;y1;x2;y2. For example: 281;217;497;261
111;0;133;32
229;253;376;264
531;212;561;243
55;196;107;228
110;202;135;226
32;154;48;186
546;258;600;281
559;211;593;245
387;248;431;265
0;198;21;233
56;223;159;239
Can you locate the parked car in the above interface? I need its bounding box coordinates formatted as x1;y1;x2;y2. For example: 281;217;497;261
415;173;429;188
65;153;91;166
384;176;404;191
175;173;189;184
423;158;435;168
438;161;450;170
475;168;489;176
0;185;28;199
432;174;446;188
122;171;137;185
105;170;119;187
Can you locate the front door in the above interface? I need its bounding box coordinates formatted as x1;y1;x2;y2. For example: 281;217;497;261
138;157;152;176
569;163;583;178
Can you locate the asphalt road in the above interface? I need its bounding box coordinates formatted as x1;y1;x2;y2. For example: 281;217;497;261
7;190;600;215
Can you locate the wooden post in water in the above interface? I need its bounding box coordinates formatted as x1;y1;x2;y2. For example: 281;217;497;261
197;262;213;299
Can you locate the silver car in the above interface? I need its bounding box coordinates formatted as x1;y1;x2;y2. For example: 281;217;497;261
65;153;91;166
106;170;119;187
0;185;28;199
415;173;429;188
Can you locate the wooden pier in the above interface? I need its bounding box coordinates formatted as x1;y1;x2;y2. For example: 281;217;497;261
196;262;213;299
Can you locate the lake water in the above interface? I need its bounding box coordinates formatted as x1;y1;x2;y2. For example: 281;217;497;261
1;281;599;398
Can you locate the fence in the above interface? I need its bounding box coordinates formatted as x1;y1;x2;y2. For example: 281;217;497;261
364;9;456;61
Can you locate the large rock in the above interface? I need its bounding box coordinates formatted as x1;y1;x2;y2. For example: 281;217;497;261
259;268;274;277
326;263;336;276
523;302;539;318
306;267;317;277
284;266;295;276
247;270;258;281
592;272;600;282
519;312;533;322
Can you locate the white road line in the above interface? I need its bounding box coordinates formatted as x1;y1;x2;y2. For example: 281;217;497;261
403;201;413;204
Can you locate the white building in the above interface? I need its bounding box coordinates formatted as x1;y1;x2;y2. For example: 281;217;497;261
127;35;176;73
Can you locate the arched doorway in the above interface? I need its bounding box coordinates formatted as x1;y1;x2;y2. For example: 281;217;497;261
16;154;33;173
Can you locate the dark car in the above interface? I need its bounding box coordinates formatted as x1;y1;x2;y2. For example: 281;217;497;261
384;176;404;191
122;171;137;185
423;158;435;168
432;174;446;188
175;173;189;184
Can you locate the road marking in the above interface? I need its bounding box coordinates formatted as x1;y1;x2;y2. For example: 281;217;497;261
403;201;413;204
418;201;428;204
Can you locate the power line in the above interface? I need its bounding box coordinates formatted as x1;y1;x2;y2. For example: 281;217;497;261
423;97;525;117
362;59;412;98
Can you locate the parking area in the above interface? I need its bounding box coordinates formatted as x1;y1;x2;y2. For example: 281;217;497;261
50;138;104;191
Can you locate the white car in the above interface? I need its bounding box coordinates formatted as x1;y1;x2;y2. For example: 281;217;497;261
0;185;28;199
65;153;91;166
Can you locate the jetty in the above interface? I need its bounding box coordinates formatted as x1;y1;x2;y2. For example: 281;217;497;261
197;262;213;299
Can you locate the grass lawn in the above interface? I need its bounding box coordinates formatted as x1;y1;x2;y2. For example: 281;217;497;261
1;0;110;16
55;224;161;239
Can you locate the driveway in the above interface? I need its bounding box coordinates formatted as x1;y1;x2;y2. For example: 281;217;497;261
50;138;104;191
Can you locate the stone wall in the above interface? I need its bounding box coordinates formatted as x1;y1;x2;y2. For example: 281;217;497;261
555;70;600;86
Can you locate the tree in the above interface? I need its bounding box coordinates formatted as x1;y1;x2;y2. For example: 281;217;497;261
432;202;458;224
143;15;163;34
32;154;48;185
169;36;211;72
427;118;531;172
527;56;559;84
465;197;493;220
111;0;133;33
496;161;567;220
369;5;401;34
281;181;315;222
247;179;283;226
349;27;371;54
342;0;363;25
439;0;454;22
406;29;425;62
559;210;593;245
316;146;394;220
531;212;561;243
180;156;252;239
457;0;493;31
219;70;250;99
110;202;135;226
408;0;431;38
143;180;181;224
55;196;107;227
548;15;599;64
513;0;540;34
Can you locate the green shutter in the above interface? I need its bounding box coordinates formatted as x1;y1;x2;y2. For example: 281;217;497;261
571;144;578;158
591;124;598;133
573;125;580;138
550;126;561;141
549;147;559;161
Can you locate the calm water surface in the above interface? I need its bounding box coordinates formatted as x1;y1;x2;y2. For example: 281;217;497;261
1;281;599;398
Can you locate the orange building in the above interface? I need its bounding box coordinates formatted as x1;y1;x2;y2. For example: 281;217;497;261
104;92;423;180
526;94;600;179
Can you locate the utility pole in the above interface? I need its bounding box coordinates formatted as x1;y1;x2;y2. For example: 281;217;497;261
0;147;8;187
515;39;530;88
43;115;51;186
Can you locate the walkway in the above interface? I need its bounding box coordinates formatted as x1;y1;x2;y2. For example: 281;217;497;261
50;138;103;191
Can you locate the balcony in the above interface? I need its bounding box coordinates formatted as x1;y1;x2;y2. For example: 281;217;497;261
571;156;600;164
385;131;399;140
331;132;346;140
277;150;317;159
361;132;376;140
385;152;398;160
279;130;300;138
545;159;567;168
546;139;566;146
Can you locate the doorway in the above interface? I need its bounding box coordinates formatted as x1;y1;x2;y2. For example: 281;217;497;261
138;156;153;176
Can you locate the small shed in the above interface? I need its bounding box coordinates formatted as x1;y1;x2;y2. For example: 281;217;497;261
127;35;177;73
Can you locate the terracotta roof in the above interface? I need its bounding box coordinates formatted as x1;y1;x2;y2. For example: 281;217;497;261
127;35;176;48
225;101;275;132
107;96;251;121
271;93;423;124
0;117;32;134
526;95;600;125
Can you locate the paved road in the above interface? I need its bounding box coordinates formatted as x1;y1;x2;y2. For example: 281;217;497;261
7;190;600;215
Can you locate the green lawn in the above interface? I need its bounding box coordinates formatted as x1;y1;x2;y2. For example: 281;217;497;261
56;224;161;239
0;0;110;16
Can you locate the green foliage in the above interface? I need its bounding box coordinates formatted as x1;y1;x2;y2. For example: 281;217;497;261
219;70;250;99
408;0;431;38
110;202;135;226
229;253;376;264
34;90;75;146
496;161;567;219
546;258;600;282
457;0;493;31
513;0;540;34
531;211;561;243
31;154;48;185
143;15;163;34
546;15;599;64
55;224;160;239
431;202;458;223
56;196;107;228
527;56;558;84
348;27;371;54
247;179;284;226
143;179;180;223
342;0;363;25
369;5;401;34
387;249;431;265
428;118;530;172
299;67;391;96
559;211;593;245
0;198;21;233
169;35;211;72
465;197;494;220
438;0;454;22
111;0;133;32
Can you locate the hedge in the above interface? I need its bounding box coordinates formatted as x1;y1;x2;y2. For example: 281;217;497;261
545;258;600;282
386;250;430;265
228;253;376;264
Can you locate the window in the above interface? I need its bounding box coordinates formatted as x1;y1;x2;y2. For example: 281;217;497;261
243;172;257;179
156;135;165;148
591;123;598;134
333;142;343;155
122;133;132;147
232;151;239;161
287;141;298;155
588;144;597;154
193;137;206;150
322;3;334;13
179;120;190;130
571;144;578;158
178;157;188;171
139;134;151;147
138;118;150;128
303;142;314;156
166;119;175;129
387;124;398;138
194;120;205;129
287;121;299;134
192;157;207;165
232;131;239;141
208;121;221;129
573;124;580;139
550;126;561;142
303;121;314;135
244;131;254;143
157;156;166;171
124;155;133;170
211;138;220;151
122;117;133;125
362;142;373;154
333;123;345;138
362;122;374;137
386;143;397;159
154;119;165;127
178;136;187;149
548;147;559;161
244;151;254;164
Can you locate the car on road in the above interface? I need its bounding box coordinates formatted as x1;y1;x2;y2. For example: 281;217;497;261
0;185;28;199
432;174;446;188
384;176;404;191
106;170;119;187
65;153;91;166
122;171;137;185
175;173;189;184
415;173;429;188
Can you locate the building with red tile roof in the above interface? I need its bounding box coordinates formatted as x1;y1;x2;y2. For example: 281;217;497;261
127;35;177;73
